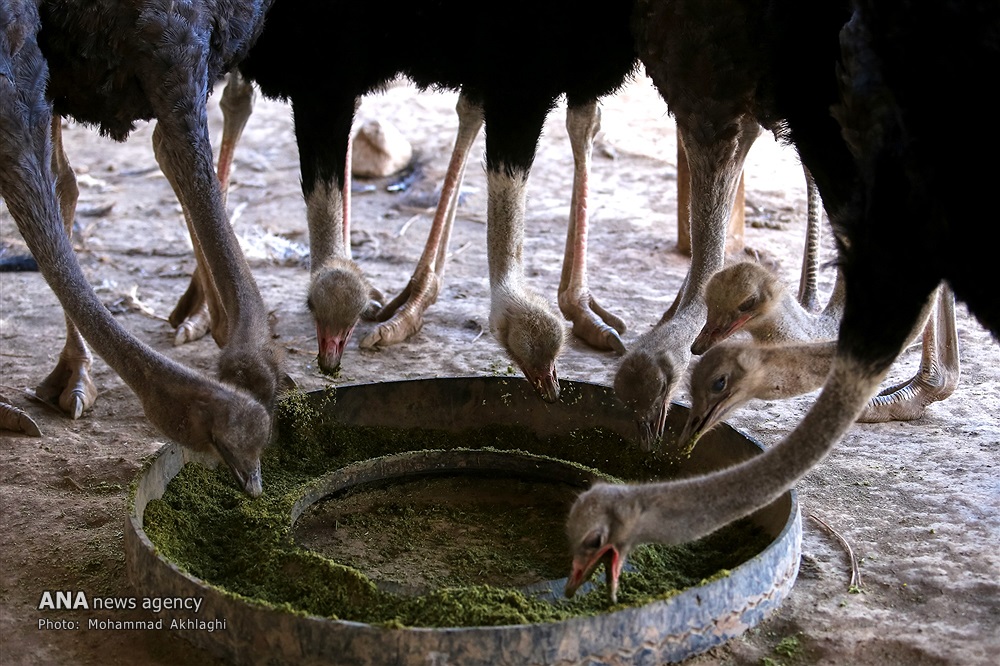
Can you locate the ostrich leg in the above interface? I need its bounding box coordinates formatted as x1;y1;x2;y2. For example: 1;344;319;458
859;285;960;422
33;116;98;418
170;72;256;346
557;101;627;354
360;93;484;349
797;166;823;312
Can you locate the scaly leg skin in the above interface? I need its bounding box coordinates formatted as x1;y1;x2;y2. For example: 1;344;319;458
170;72;256;346
34;116;98;419
797;166;824;312
859;285;960;422
360;93;484;349
557;101;626;354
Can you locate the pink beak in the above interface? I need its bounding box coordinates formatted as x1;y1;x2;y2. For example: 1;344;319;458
565;544;623;604
317;323;354;374
691;313;753;354
522;364;560;403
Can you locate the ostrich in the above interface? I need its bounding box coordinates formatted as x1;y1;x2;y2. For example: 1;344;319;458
685;254;959;445
171;70;384;365
0;0;283;495
565;0;999;603
614;0;866;448
186;84;627;377
359;95;629;358
231;0;639;398
681;283;959;452
690;161;835;355
691;260;844;353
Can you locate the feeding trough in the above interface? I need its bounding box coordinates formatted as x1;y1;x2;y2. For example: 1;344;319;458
126;377;801;665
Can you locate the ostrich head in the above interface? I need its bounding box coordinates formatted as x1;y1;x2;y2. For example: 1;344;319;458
307;261;374;374
691;262;782;354
614;347;681;450
678;342;758;452
564;483;644;604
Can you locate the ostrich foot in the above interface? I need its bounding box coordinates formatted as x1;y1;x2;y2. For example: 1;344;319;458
168;274;215;346
559;290;627;354
35;353;98;419
171;301;212;346
0;398;41;437
360;285;385;321
858;372;959;422
359;267;441;349
858;286;959;422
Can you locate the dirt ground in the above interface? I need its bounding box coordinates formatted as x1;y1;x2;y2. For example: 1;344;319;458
1;73;998;665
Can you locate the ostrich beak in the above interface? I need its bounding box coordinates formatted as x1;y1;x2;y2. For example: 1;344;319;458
678;393;731;455
523;364;560;403
316;323;355;375
691;314;752;355
216;446;263;498
565;544;623;604
241;466;263;498
636;398;670;451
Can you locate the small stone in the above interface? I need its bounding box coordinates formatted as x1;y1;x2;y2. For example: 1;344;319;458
351;118;413;178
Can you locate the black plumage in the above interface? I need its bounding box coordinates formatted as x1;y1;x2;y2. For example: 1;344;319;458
236;0;640;396
567;0;999;597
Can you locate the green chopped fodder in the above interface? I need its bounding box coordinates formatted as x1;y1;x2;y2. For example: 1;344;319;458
143;390;773;628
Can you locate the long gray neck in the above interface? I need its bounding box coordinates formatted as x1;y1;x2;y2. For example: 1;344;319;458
631;357;882;545
486;168;529;294
305;183;349;274
752;342;837;400
12;186;197;393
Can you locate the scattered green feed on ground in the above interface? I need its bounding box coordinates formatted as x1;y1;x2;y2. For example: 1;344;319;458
143;388;773;628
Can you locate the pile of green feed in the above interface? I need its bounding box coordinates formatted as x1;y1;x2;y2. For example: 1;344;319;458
142;389;773;628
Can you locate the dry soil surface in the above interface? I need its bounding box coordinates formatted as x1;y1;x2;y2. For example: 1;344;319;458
1;73;998;665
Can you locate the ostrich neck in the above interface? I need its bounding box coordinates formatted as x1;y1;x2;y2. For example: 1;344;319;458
13;194;199;395
486;169;529;295
751;342;836;399
752;291;840;343
306;183;349;274
632;357;882;545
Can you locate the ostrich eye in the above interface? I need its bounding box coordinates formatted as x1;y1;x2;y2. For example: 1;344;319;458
737;296;757;313
583;532;604;551
711;374;728;393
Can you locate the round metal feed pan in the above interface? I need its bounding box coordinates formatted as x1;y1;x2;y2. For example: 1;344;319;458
126;376;801;665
